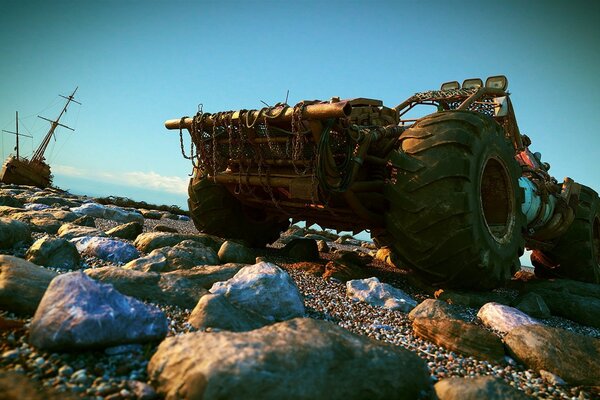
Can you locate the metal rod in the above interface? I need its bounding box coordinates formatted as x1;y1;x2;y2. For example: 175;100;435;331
165;101;352;131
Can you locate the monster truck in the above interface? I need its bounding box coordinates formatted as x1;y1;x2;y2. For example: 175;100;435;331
166;76;599;288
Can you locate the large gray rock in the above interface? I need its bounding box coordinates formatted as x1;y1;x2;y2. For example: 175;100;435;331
408;299;466;321
346;277;417;312
0;195;24;208
148;318;433;400
86;267;207;309
28;195;81;208
71;202;144;224
71;236;140;264
533;289;600;328
58;223;106;240
25;236;80;270
85;265;243;309
0;217;31;248
514;292;551;319
0;255;57;315
434;376;528;400
11;209;78;233
134;232;224;253
125;240;219;272
106;221;143;240
477;302;539;335
210;262;304;322
217;241;254;264
281;238;319;261
188;294;269;332
29;271;168;351
504;324;600;386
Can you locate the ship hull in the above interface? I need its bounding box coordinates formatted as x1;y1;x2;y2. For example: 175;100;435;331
0;156;51;188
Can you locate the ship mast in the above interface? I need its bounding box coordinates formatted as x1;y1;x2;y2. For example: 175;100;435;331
32;87;80;163
2;111;32;160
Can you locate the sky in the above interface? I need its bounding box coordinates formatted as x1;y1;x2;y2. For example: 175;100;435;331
1;1;599;226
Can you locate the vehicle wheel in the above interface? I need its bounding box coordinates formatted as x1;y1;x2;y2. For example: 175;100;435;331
381;110;526;289
188;172;289;247
530;185;600;283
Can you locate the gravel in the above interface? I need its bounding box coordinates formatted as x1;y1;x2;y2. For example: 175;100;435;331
1;193;599;399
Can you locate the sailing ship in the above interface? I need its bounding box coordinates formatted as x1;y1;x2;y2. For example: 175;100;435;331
0;87;80;188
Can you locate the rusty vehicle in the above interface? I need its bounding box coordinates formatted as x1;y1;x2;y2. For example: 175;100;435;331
166;76;599;288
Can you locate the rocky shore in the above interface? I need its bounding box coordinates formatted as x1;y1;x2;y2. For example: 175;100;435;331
0;183;599;399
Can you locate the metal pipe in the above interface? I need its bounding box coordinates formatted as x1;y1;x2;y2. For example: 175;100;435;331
165;101;352;130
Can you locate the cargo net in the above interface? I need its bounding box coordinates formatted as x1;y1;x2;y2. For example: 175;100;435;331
411;88;497;117
179;102;356;207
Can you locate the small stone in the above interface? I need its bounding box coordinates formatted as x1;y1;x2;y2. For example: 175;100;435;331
539;369;566;386
2;349;20;360
71;369;88;384
127;380;158;400
58;365;73;377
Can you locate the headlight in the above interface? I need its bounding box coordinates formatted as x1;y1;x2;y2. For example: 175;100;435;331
440;81;460;91
462;78;483;89
485;75;508;90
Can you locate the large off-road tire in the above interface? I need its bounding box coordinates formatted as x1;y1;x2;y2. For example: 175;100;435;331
530;185;600;283
380;111;526;289
188;173;289;247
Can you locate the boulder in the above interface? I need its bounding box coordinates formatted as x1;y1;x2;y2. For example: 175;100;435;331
25;236;80;270
139;209;163;219
125;240;219;272
71;202;144;224
435;289;512;308
188;294;269;332
323;260;368;282
210;262;305;322
134;232;223;253
148;318;433;400
514;292;551;319
281;238;319;261
317;240;329;253
0;195;24;208
412;318;505;362
71;236;140;264
11;209;78;233
161;212;179;220
408;299;466;321
178;215;190;221
336;250;373;266
106;221;143;240
434;376;529;400
86;264;242;309
86;267;209;309
512;277;600;299
533;289;600;328
477;302;539;335
28;195;81;208
218;241;254;264
57;223;107;240
374;247;400;267
71;215;96;227
153;224;178;233
0;217;31;248
504;324;600;386
346;277;416;312
24;203;50;211
29;271;168;351
0;255;57;315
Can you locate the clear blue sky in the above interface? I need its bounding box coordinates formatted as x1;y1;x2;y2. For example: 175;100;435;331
1;0;599;211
